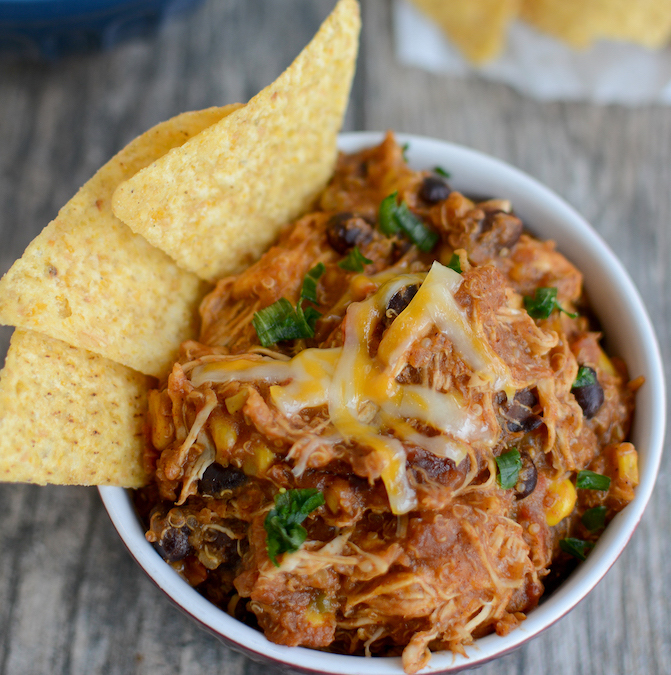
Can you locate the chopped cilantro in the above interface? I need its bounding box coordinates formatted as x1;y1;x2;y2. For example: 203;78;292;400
252;263;325;346
300;262;325;304
524;287;578;320
559;537;594;561
581;506;607;531
379;192;401;236
496;449;522;490
446;252;462;274
264;488;325;566
573;366;597;389
434;166;451;178
338;246;373;273
576;470;611;491
378;192;439;252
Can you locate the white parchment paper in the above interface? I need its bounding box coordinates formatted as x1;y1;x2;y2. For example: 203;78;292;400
394;0;671;104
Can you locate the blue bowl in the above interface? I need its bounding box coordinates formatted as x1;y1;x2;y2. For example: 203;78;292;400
0;0;205;59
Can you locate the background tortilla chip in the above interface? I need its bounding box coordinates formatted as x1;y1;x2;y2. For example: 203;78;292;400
0;329;152;486
520;0;671;49
0;105;241;378
112;0;360;282
410;0;520;64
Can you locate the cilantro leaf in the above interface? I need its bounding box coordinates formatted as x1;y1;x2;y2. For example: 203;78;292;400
576;470;611;491
573;366;597;389
377;192;439;252
581;505;607;531
378;192;401;236
446;252;462;274
252;264;325;346
300;262;325;304
434;166;451;178
338;246;373;273
524;287;578;320
496;449;522;490
559;537;594;561
394;202;439;252
265;488;325;566
252;299;306;346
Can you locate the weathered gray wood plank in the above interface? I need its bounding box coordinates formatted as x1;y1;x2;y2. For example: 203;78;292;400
0;0;669;674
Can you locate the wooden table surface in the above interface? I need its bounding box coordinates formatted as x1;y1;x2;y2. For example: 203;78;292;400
0;1;669;674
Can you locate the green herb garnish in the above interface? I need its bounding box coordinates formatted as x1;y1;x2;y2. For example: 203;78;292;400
524;287;578;320
252;298;306;346
434;166;451;179
338;246;373;273
496;449;522;490
379;192;401;236
581;506;607;531
576;470;611;491
401;142;410;162
559;537;594;561
573;366;597;389
264;488;325;566
252;263;325;346
300;262;324;303
378;192;439;252
446;253;462;274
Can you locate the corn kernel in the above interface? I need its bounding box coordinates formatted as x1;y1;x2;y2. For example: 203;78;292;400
225;389;248;415
616;442;639;487
597;349;617;377
243;441;275;477
148;389;174;451
324;487;340;514
305;607;326;626
546;477;577;527
305;594;332;626
209;411;237;456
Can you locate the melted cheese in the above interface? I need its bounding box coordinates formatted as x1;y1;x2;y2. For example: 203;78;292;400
270;349;339;416
192;262;510;515
378;262;515;394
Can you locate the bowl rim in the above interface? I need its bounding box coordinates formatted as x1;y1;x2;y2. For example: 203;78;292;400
99;131;666;675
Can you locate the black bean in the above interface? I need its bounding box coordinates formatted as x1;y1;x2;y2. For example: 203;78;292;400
479;209;504;234
514;451;538;500
478;210;523;250
514;388;537;408
506;411;543;433
501;389;542;433
326;212;373;254
155;526;191;562
573;367;604;418
419;176;451;204
199;463;247;496
384;284;419;326
494;391;507;406
204;529;238;564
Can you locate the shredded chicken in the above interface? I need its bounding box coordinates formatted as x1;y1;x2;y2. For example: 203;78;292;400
135;133;638;674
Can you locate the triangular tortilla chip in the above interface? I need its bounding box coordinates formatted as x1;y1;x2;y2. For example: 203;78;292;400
0;105;241;378
410;0;520;64
520;0;671;49
0;329;152;486
112;0;360;282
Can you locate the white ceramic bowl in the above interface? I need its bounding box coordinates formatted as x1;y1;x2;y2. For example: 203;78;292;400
99;132;666;674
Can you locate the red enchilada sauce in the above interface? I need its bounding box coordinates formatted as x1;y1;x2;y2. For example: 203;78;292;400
135;133;639;673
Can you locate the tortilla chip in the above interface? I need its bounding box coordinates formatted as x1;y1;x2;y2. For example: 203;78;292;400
0;329;152;486
112;0;360;282
0;105;241;378
410;0;520;64
520;0;671;49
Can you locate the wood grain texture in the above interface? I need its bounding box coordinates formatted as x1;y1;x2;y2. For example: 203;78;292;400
0;0;668;674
